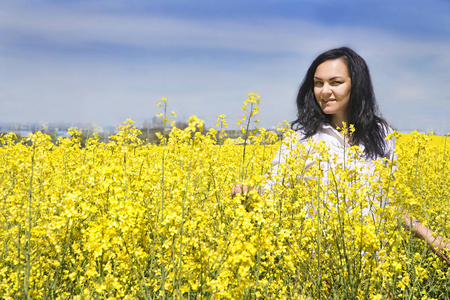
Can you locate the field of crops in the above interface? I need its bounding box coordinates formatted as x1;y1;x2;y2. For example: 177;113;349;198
1;96;449;299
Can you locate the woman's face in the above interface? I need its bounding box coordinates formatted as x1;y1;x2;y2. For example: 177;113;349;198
313;58;351;126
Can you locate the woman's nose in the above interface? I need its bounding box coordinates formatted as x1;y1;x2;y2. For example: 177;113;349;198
322;83;332;95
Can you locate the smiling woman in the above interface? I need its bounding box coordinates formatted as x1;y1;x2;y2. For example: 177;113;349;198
313;58;351;128
234;47;450;267
287;46;450;264
292;47;388;159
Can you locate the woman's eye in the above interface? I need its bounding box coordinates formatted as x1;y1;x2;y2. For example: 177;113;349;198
314;81;323;87
332;81;342;85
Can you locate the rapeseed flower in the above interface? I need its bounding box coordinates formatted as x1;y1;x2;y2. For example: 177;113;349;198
0;97;448;299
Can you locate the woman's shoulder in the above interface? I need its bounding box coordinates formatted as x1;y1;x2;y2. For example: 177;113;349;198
290;124;333;143
377;122;395;144
378;122;394;134
374;117;394;135
290;127;321;142
281;129;306;144
376;121;396;158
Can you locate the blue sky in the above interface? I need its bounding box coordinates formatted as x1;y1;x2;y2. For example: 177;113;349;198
1;0;449;133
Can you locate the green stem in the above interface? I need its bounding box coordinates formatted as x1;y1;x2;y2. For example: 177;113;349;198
24;143;36;299
240;102;254;180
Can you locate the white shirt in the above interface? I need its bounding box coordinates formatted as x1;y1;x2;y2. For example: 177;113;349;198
265;124;396;218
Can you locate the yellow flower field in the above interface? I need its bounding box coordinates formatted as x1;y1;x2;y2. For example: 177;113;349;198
0;95;449;299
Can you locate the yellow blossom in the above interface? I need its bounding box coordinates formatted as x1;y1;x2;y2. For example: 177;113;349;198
0;93;448;298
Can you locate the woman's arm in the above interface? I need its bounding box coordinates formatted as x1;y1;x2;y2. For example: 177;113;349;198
402;214;450;265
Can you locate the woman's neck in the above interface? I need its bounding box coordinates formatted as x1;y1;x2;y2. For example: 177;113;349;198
331;121;348;130
331;114;348;130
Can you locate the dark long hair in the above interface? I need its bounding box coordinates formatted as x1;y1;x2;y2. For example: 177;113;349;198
291;47;389;159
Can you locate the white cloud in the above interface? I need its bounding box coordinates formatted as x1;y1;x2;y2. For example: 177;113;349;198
0;2;449;133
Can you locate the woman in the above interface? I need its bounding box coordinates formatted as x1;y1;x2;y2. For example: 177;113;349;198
233;46;450;265
291;46;391;161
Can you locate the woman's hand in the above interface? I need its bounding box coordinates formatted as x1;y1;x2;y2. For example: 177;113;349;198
231;184;250;196
231;184;266;211
413;222;450;265
231;184;266;196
